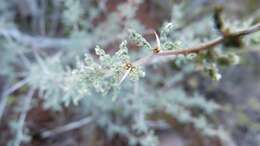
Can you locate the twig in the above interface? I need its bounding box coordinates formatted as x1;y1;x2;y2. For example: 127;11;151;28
3;78;29;97
13;89;34;146
156;37;223;56
0;27;154;52
41;116;92;138
0;28;69;49
0;84;9;123
0;96;7;123
39;0;47;35
134;23;260;66
234;23;260;37
49;0;62;36
0;78;29;122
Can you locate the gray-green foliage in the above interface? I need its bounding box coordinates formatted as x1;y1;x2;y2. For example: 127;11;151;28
0;1;259;146
129;29;152;50
63;0;84;29
27;54;65;110
24;21;224;146
63;42;145;105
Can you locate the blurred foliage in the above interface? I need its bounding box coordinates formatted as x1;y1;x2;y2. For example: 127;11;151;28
0;0;259;146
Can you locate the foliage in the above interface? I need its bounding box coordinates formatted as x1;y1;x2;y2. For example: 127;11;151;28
0;0;259;146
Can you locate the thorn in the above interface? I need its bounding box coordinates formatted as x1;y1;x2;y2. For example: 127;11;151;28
153;31;161;53
119;68;131;85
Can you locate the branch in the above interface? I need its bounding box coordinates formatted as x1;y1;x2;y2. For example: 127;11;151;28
134;23;260;66
234;23;260;37
0;28;154;51
13;89;34;146
0;28;69;49
41;116;92;138
0;78;29;122
3;78;29;97
0;91;8;123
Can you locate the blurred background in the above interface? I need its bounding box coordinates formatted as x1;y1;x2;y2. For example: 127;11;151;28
0;0;260;146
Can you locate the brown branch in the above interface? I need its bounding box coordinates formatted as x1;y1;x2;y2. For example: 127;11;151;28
157;37;223;56
134;23;260;66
